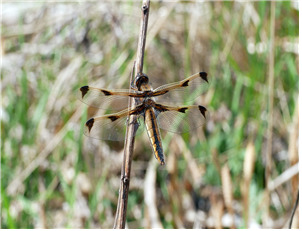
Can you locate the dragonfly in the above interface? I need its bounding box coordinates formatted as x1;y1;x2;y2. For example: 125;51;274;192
79;71;209;165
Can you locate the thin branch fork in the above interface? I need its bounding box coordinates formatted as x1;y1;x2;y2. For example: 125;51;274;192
113;0;150;229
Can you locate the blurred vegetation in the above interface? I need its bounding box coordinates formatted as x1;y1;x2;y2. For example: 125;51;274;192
1;1;299;229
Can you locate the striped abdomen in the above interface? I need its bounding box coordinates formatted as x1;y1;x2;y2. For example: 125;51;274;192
144;108;165;165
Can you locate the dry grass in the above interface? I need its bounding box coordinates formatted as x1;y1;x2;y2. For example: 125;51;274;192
1;1;299;229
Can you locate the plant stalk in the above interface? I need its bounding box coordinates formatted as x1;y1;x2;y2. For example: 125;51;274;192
113;0;150;228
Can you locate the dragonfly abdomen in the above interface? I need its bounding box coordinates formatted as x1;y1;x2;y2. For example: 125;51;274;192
144;108;165;165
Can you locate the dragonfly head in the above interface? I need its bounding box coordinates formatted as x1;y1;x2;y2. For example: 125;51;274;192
132;73;150;91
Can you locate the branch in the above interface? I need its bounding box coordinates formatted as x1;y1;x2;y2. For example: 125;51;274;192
288;190;299;229
113;0;150;228
264;1;275;226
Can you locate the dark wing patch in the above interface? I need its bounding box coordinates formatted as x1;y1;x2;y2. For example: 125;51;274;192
198;105;207;118
86;118;94;132
181;80;190;87
108;115;119;122
101;89;112;96
80;86;89;98
199;72;208;83
178;107;188;113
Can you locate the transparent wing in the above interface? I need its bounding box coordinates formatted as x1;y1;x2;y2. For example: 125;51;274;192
155;104;208;133
152;72;209;105
78;86;145;111
84;105;145;141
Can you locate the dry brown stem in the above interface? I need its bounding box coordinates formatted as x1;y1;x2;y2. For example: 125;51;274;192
113;0;150;228
264;1;275;227
288;190;299;229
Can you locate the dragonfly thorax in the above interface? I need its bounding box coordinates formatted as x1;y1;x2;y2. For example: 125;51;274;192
133;74;150;91
143;98;156;108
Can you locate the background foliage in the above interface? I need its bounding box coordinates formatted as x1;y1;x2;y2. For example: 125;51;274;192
1;1;299;228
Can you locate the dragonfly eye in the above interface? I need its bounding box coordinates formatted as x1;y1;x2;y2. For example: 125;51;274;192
132;73;149;91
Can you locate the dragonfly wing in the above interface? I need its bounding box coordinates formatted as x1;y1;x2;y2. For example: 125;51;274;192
78;86;145;111
152;72;209;105
84;104;145;141
154;104;208;133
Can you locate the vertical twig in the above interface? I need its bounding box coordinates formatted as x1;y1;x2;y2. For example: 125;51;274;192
264;1;275;227
288;190;299;228
113;0;150;228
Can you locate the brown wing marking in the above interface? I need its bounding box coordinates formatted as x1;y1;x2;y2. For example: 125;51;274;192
153;103;208;133
198;105;207;119
80;86;89;98
86;118;94;132
78;86;146;110
84;104;145;141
